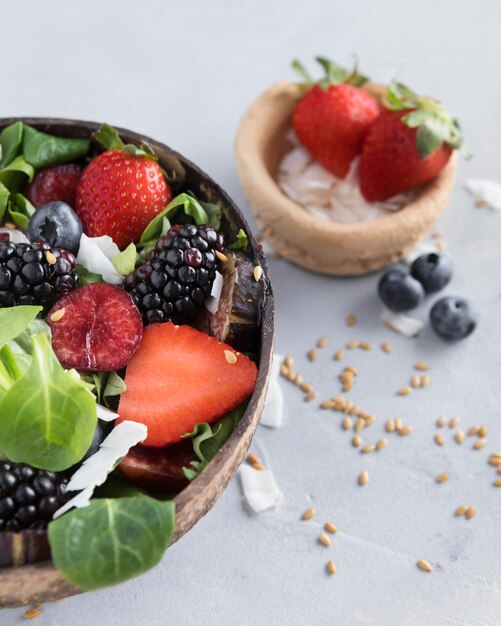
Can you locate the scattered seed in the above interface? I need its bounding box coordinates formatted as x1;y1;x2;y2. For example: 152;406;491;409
24;607;43;620
253;265;263;281
45;251;57;265
468;425;480;437
284;356;294;368
436;416;446;428
397;387;411;396
334;349;345;361
324;522;337;534
361;444;375;454
420;375;430;387
300;383;313;393
411;375;421;388
247;453;261;466
354;418;365;432
352;434;362;448
301;507;316;521
347;340;359;349
465;506;477;520
215;250;228;263
449;416;460;429
434;433;445;446
473;439;487;450
493;478;501;487
394;418;403;431
415;362;430;371
305;391;318;402
319;533;332;547
398;426;413;436
50;308;65;323
326;560;336;575
344;366;358;376
359;341;372;351
308;349;317;362
436;472;449;484
317;336;328;348
348;404;359;416
224;350;237;365
346;314;357;327
478;425;488;438
376;438;387;451
455;505;467;516
386;419;396;433
436;241;446;252
358;470;369;486
498;467;501;475
417;559;432;573
432;229;443;239
381;342;392;353
342;416;352;430
280;364;290;378
455;430;465;444
252;462;266;471
488;454;501;467
320;400;335;410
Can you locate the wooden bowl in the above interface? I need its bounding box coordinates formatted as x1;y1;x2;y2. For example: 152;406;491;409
235;81;457;275
0;118;274;608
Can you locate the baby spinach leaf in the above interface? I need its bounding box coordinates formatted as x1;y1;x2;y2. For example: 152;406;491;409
10;317;51;355
140;193;209;244
48;496;175;591
0;333;97;471
111;243;137;276
103;371;126;402
0;156;35;191
199;200;222;230
76;264;104;285
227;228;249;250
23;124;90;169
0;122;24;168
0;183;10;222
0;305;42;348
7;193;36;229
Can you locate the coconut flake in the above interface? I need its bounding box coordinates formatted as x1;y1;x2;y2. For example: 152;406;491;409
96;404;119;422
239;464;283;513
53;421;147;518
0;227;30;244
464;179;501;210
260;353;284;428
205;270;224;315
381;309;424;337
76;234;123;284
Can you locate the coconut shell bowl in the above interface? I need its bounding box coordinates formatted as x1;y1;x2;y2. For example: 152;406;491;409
0;118;274;608
235;82;457;276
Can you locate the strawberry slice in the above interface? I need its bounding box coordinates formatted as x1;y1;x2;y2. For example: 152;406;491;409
47;283;143;371
117;323;258;447
25;163;83;209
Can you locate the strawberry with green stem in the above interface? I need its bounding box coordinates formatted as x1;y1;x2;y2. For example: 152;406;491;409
292;57;380;178
359;82;462;201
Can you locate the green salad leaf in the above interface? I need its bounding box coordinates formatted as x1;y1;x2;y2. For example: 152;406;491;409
182;403;246;480
10;317;51;355
48;496;175;591
0;156;35;191
7;193;36;229
103;371;126;401
0;182;10;221
111;243;137;275
198;200;222;230
23;124;90;169
140;193;210;244
227;228;249;250
76;263;104;285
0;305;42;347
0;333;97;471
0;122;23;168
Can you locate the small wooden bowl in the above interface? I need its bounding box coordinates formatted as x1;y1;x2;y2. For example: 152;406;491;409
235;81;457;275
0;118;274;608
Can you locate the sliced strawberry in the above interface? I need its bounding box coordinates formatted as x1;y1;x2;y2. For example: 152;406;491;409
117;323;258;447
25;163;83;209
47;283;143;371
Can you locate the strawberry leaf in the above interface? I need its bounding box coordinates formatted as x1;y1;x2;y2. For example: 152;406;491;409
292;56;368;89
93;124;125;150
416;124;443;159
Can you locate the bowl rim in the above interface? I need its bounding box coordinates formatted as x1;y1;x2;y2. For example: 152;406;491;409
0;117;274;605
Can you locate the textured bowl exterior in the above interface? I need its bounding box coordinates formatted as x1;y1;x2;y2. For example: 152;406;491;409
0;118;274;608
235;81;457;275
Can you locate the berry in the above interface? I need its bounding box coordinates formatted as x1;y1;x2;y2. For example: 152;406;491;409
24;163;83;209
430;296;478;340
0;241;78;308
410;253;453;294
27;201;83;255
292;57;379;177
378;267;425;312
125;224;224;326
117;323;258;447
0;461;69;531
75;150;172;249
359;83;462;201
47;283;143;371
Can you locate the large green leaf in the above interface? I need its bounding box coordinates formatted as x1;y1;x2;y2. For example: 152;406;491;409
0;305;42;348
48;496;175;591
9;317;51;355
0;333;97;470
23;124;90;169
0;155;35;191
0;122;24;168
140;193;209;244
0;182;10;222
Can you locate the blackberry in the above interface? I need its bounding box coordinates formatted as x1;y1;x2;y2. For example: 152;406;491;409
0;461;69;532
125;224;224;325
0;240;79;308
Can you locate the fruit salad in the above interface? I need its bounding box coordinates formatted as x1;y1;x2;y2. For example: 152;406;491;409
0;121;265;590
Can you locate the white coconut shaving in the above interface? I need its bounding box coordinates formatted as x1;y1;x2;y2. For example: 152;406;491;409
464;179;501;210
278;143;416;224
76;233;124;284
382;308;424;337
53;421;147;518
205;270;224;315
239;464;283;513
96;404;119;422
260;353;284;428
0;227;30;244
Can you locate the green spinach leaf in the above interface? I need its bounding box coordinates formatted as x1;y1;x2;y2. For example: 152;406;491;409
23;124;90;169
227;228;249;250
0;305;42;348
111;243;137;275
76;264;104;285
48;496;175;591
10;317;51;355
0;182;10;222
103;371;126;403
0;156;35;191
140;193;209;244
7;193;36;229
0;122;24;168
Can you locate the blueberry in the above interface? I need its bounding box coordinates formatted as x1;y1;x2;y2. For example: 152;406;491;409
430;296;478;340
80;422;105;463
27;201;83;255
378;268;425;312
411;253;453;294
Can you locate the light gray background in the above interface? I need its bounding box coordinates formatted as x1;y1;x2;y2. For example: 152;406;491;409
2;1;501;624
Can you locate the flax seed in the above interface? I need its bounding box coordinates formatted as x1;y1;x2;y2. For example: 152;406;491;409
334;349;345;361
420;375;430;387
398;426;413;436
358;470;369;486
417;560;432;573
434;433;445;446
381;342;392;353
455;430;465;444
488;455;501;467
465;506;476;520
449;416;459;428
493;478;501;487
415;362;430;371
24;607;43;620
386;419;396;433
326;560;336;575
50;308;65;322
346;314;357;327
301;507;316;521
361;444;375;454
478;425;488;438
352;434;362;448
432;229;443;239
348;405;359;416
436;241;446;252
359;341;372;350
344;366;358;376
354;418;365;432
304;391;318;402
45;251;57;265
253;265;263;281
436;416;446;428
324;522;337;534
224;350;237;365
411;375;421;388
468;425;480;437
308;349;317;362
455;505;467;516
284;356;294;368
317;336;328;348
319;533;332;547
300;383;313;393
347;340;359;349
436;472;449;484
320;400;335;410
252;462;266;471
376;438;387;451
215;250;228;263
342;416;352;430
397;387;411;396
247;454;261;465
473;439;487;450
342;382;353;392
394;418;403;431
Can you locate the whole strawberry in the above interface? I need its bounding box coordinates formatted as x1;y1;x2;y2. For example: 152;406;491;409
292;57;380;178
75;125;172;249
359;83;462;201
